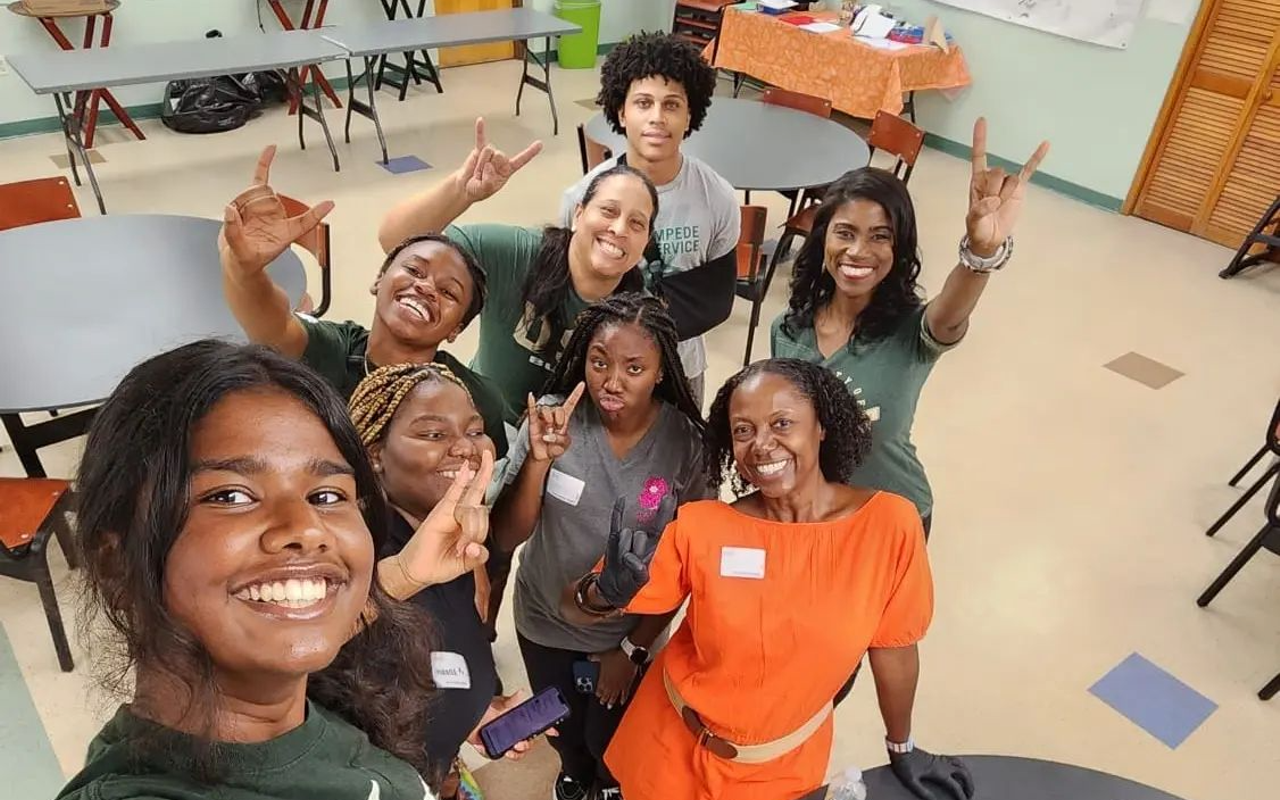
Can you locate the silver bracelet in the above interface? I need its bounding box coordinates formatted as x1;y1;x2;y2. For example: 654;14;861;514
959;235;1013;273
885;735;916;754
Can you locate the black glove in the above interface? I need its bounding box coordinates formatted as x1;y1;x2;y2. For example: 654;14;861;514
596;494;676;608
889;748;974;800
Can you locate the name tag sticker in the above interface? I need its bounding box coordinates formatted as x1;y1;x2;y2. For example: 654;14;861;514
431;651;471;690
546;468;586;506
720;547;766;579
866;406;881;422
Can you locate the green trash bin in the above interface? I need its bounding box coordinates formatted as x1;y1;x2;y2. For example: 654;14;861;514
555;0;601;69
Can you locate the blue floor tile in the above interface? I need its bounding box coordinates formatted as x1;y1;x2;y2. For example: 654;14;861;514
0;625;65;796
1089;652;1217;748
380;155;433;174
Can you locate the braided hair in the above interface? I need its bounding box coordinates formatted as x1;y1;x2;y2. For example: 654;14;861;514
349;363;473;446
703;358;871;495
543;293;704;433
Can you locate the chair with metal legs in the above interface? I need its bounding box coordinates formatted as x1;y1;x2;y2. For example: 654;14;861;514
1206;398;1280;537
0;478;77;672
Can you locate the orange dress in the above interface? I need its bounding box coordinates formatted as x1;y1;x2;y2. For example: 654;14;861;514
604;494;933;800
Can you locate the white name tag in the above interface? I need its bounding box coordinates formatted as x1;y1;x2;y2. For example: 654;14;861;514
866;406;881;422
546;468;585;506
431;651;472;690
720;547;766;579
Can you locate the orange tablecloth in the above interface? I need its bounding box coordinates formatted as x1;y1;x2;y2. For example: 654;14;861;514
710;8;971;119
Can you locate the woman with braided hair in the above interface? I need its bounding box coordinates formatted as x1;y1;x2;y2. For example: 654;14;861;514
491;293;711;800
348;363;545;800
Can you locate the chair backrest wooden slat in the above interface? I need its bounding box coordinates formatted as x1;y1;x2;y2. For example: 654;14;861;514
868;110;925;182
0;478;71;553
761;87;832;119
737;205;768;281
0;177;81;232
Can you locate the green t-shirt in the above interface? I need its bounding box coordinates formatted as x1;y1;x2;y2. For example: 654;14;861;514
298;316;509;458
57;702;435;800
770;304;957;518
445;224;592;424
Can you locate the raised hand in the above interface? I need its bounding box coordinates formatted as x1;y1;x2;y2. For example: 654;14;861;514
526;383;586;463
596;493;676;608
219;145;334;279
390;449;494;591
966;118;1049;255
453;117;543;203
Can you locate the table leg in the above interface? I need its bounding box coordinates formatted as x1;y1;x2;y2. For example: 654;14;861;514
81;16;103;148
1;415;47;478
516;37;560;136
0;409;97;479
52;94;80;187
271;0;341;115
298;78;341;173
344;57;389;165
94;14;146;142
54;92;105;214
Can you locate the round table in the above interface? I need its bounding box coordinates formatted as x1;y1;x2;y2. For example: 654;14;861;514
583;97;869;192
802;756;1189;800
0;214;305;475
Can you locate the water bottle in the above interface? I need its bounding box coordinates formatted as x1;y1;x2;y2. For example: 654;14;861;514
828;766;868;800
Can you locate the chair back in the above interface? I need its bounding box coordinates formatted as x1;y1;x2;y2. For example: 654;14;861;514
761;87;832;119
577;123;613;175
277;194;331;318
0;478;71;557
737;205;768;282
0;177;81;232
868;111;925;183
1268;396;1280;456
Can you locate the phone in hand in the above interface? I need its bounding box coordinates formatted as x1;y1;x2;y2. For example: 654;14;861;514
478;686;571;759
573;659;600;695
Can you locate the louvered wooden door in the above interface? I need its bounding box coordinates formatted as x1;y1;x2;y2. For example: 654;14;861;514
1129;0;1280;248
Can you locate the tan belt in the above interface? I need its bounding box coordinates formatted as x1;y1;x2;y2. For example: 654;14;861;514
663;670;832;765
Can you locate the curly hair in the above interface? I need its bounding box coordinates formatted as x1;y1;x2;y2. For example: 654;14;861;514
597;31;717;137
781;168;924;347
74;340;436;781
381;233;488;327
543;292;704;433
703;359;870;495
350;362;472;446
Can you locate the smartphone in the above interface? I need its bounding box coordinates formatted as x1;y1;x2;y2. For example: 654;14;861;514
573;659;600;695
479;686;571;759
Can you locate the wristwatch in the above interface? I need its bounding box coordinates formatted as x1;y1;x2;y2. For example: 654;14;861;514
885;736;915;755
619;637;650;666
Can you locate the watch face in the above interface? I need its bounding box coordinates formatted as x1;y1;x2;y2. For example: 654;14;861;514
629;648;648;665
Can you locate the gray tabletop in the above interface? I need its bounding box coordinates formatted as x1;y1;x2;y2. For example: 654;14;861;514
0;215;305;413
322;8;580;58
584;97;869;192
815;756;1188;800
8;29;346;95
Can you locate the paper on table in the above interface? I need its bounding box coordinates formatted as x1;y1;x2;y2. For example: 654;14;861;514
858;37;909;50
800;22;843;33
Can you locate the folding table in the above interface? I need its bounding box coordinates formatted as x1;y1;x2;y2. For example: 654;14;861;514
264;0;344;114
374;0;443;101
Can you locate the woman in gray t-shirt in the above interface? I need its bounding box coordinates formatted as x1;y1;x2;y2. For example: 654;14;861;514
492;293;710;800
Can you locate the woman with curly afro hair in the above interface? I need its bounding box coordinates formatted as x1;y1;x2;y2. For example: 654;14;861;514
561;31;739;406
773;119;1049;537
560;359;972;800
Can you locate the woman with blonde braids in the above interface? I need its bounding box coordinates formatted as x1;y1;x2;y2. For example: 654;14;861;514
350;363;546;800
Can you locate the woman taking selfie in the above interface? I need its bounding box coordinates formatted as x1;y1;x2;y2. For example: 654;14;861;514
58;341;492;800
566;359;972;800
773;120;1049;534
491;294;710;800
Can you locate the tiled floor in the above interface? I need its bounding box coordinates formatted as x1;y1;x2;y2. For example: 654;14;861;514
2;59;1279;800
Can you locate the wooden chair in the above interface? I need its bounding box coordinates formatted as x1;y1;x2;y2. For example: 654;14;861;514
0;478;77;672
576;123;613;175
868;110;925;184
0;177;81;232
1206;397;1280;538
733;206;775;366
278;194;332;318
754;89;834;215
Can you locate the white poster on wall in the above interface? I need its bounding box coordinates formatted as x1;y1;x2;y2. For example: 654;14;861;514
930;0;1145;49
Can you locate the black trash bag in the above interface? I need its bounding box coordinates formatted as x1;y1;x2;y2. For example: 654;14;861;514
161;74;263;134
241;69;290;106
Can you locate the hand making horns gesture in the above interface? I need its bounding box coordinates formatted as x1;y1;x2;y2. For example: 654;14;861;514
526;382;586;463
965;118;1050;255
453;117;544;203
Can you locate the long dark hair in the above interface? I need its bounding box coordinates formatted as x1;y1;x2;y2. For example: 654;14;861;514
782;167;924;346
520;164;656;359
543;292;704;433
75;340;435;779
703;359;871;495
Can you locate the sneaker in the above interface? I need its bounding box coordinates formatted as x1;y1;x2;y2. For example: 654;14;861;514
553;773;589;800
597;788;623;800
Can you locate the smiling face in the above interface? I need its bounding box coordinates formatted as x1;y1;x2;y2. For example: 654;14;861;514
371;240;475;351
584;321;663;421
823;198;896;301
728;371;825;498
370;380;495;521
619;75;690;164
162;388;374;682
570;174;655;281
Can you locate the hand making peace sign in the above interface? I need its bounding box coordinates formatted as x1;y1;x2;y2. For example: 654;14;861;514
392;449;495;590
965;118;1050;255
453;117;544;203
526;383;586;463
219;145;335;279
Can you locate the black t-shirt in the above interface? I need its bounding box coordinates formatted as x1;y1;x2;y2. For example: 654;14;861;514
384;512;496;776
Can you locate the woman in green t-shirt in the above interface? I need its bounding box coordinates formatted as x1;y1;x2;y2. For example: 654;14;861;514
773;119;1050;534
57;340;493;800
378;118;660;423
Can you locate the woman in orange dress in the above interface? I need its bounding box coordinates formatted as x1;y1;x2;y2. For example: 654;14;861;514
563;359;972;800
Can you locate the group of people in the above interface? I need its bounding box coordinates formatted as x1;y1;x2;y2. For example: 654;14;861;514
57;31;1048;800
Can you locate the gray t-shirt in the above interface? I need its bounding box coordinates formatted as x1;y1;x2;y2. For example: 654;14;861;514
560;154;740;380
506;396;711;653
